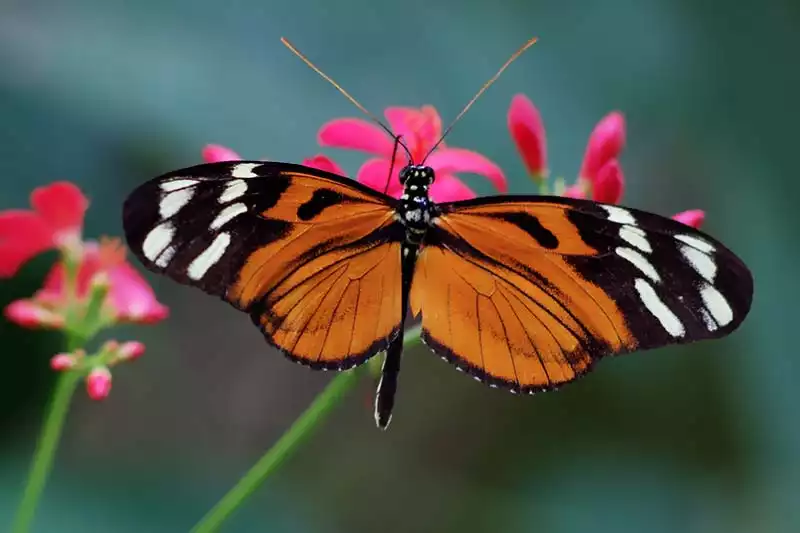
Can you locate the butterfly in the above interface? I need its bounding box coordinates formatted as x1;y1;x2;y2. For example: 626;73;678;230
122;158;753;428
121;38;753;429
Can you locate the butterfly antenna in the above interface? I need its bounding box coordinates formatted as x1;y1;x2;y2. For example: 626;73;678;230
281;37;414;163
421;36;538;165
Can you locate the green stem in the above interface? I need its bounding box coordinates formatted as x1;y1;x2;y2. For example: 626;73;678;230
11;350;81;533
192;327;422;533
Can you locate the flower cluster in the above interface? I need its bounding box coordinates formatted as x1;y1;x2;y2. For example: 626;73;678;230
1;182;167;399
205;96;704;228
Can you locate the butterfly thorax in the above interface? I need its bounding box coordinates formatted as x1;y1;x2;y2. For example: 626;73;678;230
397;165;438;243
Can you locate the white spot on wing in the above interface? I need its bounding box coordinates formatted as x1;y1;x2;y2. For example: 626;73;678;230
634;278;685;337
602;205;637;225
159;188;194;219
220;179;247;203
616;247;661;282
160;179;197;192
142;222;174;262
231;163;260;178
699;307;718;332
619;225;651;253
155;246;176;268
211;203;247;230
675;234;714;253
700;282;733;327
187;232;231;280
680;245;717;282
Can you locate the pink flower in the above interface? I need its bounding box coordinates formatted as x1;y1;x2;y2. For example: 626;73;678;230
302;154;346;176
673;209;705;228
86;367;112;401
7;239;168;328
592;160;624;204
579;111;626;182
508;94;547;179
319;105;507;202
0;182;88;278
202;144;242;163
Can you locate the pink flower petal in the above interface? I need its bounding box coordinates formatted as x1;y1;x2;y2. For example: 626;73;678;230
30;182;88;243
426;148;507;193
104;255;168;324
430;174;476;202
579;111;626;182
672;209;705;229
4;299;64;328
508;94;547;177
592;160;624;204
202;144;241;163
302;154;347;176
318;118;395;158
384;106;444;159
0;211;55;278
355;158;404;197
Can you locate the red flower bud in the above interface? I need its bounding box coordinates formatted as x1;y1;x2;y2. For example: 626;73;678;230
579;111;626;182
592;160;624;204
117;341;146;362
508;94;547;179
86;367;112;401
50;353;78;371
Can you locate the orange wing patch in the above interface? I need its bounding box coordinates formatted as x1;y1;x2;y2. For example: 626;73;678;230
225;174;403;369
411;217;637;391
435;210;634;353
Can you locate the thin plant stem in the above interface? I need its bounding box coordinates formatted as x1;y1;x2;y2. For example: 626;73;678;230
192;326;422;533
11;334;82;533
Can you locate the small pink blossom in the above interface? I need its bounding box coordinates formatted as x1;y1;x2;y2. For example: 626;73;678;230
202;144;242;163
673;209;705;228
592;160;624;204
86;367;112;401
0;182;88;278
579;111;626;182
508;94;547;179
319;105;506;202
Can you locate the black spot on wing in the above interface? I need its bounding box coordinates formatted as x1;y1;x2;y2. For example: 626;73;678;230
493;211;559;249
297;188;345;221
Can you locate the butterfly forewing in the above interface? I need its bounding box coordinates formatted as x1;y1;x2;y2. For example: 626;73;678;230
410;196;753;393
123;161;406;369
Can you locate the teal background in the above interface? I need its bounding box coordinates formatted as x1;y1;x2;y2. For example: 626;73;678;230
1;0;796;531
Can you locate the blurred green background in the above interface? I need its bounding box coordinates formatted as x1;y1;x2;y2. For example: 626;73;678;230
1;0;796;531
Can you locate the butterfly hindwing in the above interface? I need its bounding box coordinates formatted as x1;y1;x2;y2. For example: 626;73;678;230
410;196;753;393
123;161;405;369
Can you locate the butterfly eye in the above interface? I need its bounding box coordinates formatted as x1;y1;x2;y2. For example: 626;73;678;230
398;167;411;185
422;166;436;184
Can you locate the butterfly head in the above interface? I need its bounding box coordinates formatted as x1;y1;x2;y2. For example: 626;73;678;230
399;165;435;187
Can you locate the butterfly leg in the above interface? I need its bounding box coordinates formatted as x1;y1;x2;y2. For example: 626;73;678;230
374;241;419;429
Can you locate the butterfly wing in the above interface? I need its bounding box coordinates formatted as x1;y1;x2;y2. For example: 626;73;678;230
410;196;753;392
123;161;405;369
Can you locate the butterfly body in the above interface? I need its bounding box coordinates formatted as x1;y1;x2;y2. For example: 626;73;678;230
123;160;752;429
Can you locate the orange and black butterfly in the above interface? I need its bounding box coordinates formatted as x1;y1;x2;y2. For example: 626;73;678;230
122;40;753;429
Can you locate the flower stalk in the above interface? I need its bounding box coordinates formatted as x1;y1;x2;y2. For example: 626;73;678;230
191;326;423;533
